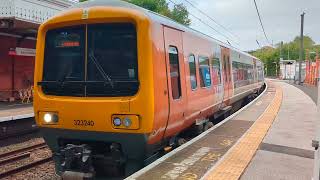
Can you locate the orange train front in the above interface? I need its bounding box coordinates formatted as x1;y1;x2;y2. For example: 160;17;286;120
33;0;264;178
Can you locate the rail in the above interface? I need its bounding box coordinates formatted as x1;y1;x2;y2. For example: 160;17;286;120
0;142;51;179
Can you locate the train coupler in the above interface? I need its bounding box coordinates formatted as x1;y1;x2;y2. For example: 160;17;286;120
59;144;95;179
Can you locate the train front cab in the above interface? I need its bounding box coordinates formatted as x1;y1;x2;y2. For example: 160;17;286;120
33;6;157;177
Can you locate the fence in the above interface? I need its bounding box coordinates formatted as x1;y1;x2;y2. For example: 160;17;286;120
304;52;320;86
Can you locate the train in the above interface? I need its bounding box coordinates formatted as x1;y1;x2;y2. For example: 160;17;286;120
33;0;265;179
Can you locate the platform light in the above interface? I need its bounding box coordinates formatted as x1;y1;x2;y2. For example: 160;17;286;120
113;117;122;127
123;117;132;127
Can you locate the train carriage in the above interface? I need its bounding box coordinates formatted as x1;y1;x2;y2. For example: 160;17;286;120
33;0;264;178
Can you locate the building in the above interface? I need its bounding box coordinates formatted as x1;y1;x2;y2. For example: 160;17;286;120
279;60;298;80
0;0;75;101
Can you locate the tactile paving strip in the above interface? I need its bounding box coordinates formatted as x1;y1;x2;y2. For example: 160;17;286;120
204;83;283;180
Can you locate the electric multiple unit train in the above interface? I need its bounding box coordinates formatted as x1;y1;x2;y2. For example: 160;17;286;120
33;0;264;178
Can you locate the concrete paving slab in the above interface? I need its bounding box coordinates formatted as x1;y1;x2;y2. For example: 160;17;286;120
241;150;313;180
242;81;317;180
290;83;318;104
263;82;317;151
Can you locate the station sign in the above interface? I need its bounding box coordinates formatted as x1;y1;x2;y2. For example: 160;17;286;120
8;47;36;57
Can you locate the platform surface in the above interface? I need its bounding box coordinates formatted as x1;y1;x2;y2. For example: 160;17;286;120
127;81;277;180
240;81;317;180
0;103;34;122
127;80;317;180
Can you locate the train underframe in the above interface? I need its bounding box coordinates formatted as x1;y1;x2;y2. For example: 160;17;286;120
41;128;150;179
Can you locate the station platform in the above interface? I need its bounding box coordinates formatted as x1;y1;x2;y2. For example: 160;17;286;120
126;79;317;180
0;103;34;122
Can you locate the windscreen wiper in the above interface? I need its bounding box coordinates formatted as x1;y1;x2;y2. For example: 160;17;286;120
89;51;114;88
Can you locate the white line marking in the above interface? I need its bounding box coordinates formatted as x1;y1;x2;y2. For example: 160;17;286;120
255;101;262;106
126;82;268;180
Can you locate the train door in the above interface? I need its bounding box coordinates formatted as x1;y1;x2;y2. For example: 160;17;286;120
162;26;187;138
221;47;232;102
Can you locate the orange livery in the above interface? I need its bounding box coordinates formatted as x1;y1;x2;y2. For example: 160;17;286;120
33;0;264;178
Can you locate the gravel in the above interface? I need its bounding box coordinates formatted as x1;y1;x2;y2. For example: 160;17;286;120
4;161;60;180
0;137;60;180
0;138;44;155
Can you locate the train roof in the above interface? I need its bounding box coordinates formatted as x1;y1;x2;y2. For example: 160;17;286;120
72;0;260;61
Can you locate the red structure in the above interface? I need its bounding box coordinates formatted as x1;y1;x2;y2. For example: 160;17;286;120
0;34;36;101
0;0;74;102
305;50;320;86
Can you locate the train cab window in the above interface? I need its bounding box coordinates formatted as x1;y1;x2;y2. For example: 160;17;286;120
169;46;181;99
43;26;86;96
188;55;197;90
87;23;138;97
199;56;211;88
211;57;222;85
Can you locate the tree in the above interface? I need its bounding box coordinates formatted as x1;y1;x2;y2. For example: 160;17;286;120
79;0;191;26
169;4;191;25
250;36;320;76
128;0;171;16
127;0;191;25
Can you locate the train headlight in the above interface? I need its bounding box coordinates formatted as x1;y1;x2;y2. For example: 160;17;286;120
113;117;122;127
123;117;132;127
43;113;52;123
40;112;59;124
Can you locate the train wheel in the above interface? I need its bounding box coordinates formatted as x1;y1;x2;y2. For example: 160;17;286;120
203;122;214;131
177;138;187;146
195;124;204;135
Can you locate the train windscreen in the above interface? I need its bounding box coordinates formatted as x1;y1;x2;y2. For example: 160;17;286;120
41;23;139;97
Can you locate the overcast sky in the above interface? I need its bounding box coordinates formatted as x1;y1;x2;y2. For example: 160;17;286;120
172;0;320;51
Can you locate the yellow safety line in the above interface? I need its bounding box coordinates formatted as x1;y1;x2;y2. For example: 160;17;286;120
204;83;283;180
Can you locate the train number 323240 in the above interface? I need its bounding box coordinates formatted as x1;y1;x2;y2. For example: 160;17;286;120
74;120;95;126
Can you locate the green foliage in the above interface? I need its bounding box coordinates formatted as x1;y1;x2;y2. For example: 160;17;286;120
250;36;320;76
127;0;169;15
79;0;191;25
127;0;191;25
169;3;191;26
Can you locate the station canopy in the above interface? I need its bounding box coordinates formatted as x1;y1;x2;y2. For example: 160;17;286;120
0;0;75;37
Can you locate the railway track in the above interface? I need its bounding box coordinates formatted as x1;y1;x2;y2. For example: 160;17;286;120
0;142;52;179
0;117;38;141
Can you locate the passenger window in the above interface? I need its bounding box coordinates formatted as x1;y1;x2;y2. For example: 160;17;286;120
199;56;211;87
169;46;181;99
188;55;197;90
211;57;222;85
